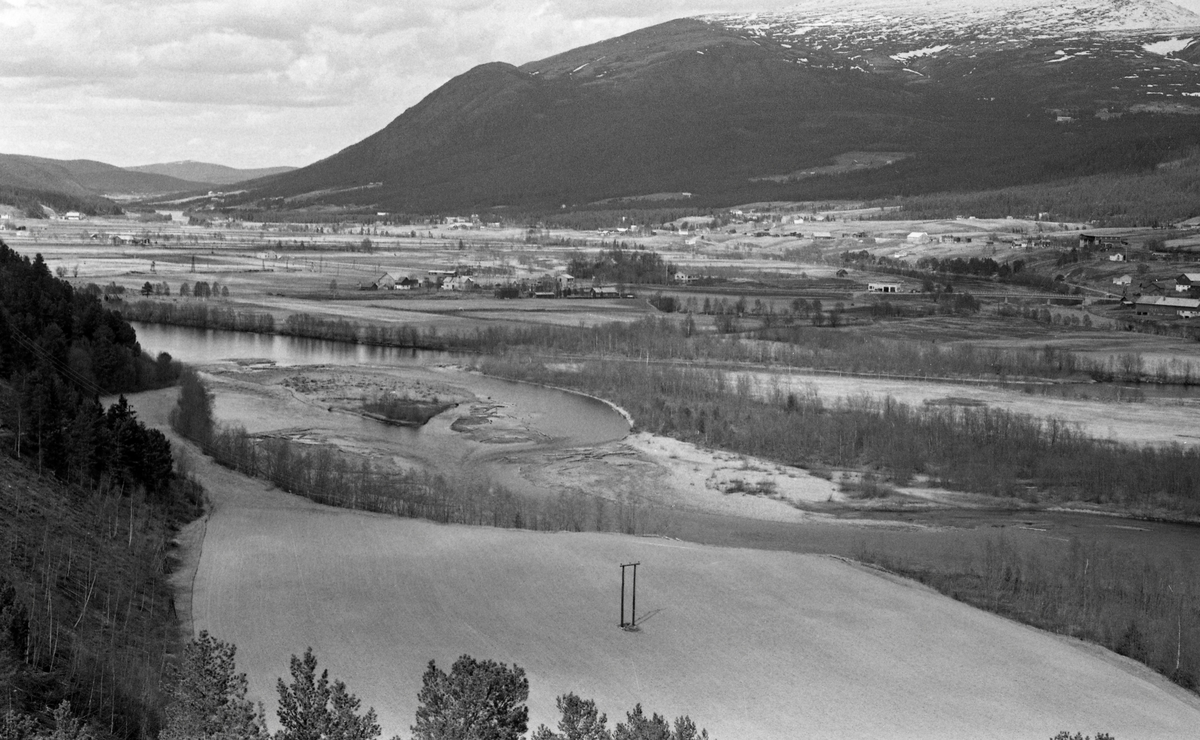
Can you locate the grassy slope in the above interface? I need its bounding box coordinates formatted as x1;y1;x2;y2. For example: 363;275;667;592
127;388;1200;740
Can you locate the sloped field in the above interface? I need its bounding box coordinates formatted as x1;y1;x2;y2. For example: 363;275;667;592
185;458;1200;740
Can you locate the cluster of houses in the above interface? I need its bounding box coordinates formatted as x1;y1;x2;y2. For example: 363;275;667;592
364;270;623;297
1129;273;1200;318
109;234;152;246
360;269;637;299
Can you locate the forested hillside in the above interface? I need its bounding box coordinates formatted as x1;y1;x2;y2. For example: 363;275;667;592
0;183;120;219
0;239;200;739
0;241;180;488
877;149;1200;226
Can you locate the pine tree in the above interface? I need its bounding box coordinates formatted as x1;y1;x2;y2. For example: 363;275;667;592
161;632;267;740
275;648;380;740
532;694;610;740
411;655;528;740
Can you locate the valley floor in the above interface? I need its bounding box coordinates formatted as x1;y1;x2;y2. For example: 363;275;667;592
130;376;1200;739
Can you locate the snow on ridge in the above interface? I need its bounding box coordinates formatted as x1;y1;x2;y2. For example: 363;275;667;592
704;0;1200;36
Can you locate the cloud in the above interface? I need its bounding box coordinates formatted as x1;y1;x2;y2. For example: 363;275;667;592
0;0;785;166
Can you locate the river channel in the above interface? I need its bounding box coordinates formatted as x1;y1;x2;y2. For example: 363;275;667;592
131;321;629;450
132;321;1200;566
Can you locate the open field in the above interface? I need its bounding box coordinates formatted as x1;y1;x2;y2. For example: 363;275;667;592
130;392;1200;739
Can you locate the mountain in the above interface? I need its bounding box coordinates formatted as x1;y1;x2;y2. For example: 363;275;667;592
229;0;1200;213
0;153;215;202
126;160;296;186
0;153;218;216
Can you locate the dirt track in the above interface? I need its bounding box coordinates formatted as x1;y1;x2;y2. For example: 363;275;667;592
132;389;1200;740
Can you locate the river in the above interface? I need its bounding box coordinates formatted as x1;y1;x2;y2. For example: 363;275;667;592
131;321;630;451
132;321;1200;565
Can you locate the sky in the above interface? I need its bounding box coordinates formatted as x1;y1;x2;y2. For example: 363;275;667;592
2;0;1200;170
0;0;796;169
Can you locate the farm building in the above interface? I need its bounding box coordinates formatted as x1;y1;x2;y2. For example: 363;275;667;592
590;286;621;298
868;282;903;293
1175;274;1200;292
1108;253;1125;262
111;234;151;246
371;273;396;290
906;232;928;243
1133;296;1200;317
442;276;477;291
1079;233;1127;248
1112;274;1133;286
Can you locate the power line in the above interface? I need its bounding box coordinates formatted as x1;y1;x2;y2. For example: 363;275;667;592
7;325;107;399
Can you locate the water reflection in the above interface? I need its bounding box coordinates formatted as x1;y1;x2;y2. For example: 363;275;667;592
131;321;629;449
132;321;454;367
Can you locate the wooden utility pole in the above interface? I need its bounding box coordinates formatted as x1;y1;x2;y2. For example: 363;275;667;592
619;562;640;629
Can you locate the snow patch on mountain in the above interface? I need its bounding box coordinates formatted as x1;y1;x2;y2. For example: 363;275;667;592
892;44;952;62
1144;36;1195;54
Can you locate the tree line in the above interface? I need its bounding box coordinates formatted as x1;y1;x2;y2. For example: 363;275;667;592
475;357;1200;519
857;531;1200;696
121;300;276;334
0;241;181;493
870;147;1200;227
567;246;674;286
127;301;1199;386
0;239;206;738
169;371;662;536
157;631;713;740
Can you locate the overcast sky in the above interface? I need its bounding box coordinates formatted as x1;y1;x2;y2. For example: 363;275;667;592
2;0;1200;170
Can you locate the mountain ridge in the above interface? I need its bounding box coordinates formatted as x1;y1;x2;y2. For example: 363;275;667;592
0;153;211;199
208;0;1200;214
126;160;296;186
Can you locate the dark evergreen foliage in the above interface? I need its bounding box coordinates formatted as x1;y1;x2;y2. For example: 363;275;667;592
412;655;529;740
275;648;380;740
566;245;673;285
0;240;179;494
0;185;119;219
161;631;267;740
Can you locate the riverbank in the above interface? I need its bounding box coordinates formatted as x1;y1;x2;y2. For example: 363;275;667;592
186;362;849;525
